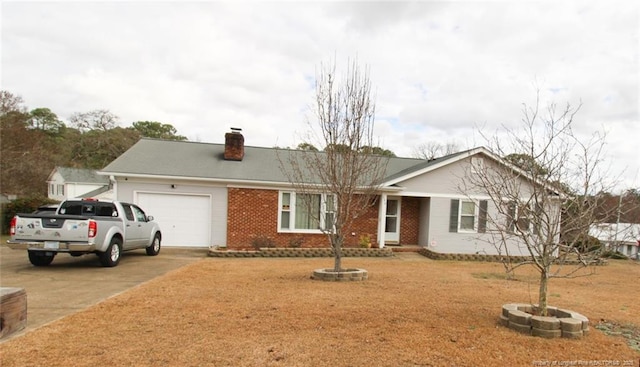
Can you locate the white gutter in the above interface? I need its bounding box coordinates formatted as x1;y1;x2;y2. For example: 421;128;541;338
99;171;406;193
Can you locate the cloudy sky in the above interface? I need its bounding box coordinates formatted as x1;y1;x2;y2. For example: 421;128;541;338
2;1;638;190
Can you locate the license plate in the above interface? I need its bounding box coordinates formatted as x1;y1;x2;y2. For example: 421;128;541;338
44;241;59;249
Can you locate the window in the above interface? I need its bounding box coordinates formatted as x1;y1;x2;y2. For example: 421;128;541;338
121;204;135;221
49;184;55;195
56;184;64;196
59;202;96;216
131;205;147;222
96;204;117;217
279;192;335;232
460;201;476;231
507;201;533;233
324;195;335;230
449;199;488;233
295;193;320;229
280;193;291;229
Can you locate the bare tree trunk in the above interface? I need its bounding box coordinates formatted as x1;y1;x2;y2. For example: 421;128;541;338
332;235;343;272
538;269;549;316
277;58;388;275
459;89;616;317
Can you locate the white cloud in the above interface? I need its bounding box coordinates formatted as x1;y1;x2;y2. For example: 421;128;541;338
1;0;638;189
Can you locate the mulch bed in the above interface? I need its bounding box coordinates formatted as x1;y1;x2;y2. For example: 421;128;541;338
1;255;638;366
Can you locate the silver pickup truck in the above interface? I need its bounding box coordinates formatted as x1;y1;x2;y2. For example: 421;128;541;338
7;199;162;267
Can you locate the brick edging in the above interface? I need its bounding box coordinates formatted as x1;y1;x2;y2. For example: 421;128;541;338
208;247;394;258
418;248;608;265
417;248;528;262
499;303;590;339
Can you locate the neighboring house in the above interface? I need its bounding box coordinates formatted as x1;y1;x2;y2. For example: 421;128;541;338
47;167;113;201
589;223;640;260
1;193;17;204
100;130;561;254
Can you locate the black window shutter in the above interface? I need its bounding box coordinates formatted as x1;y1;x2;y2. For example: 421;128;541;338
449;199;459;233
478;200;488;233
507;201;516;233
533;202;543;234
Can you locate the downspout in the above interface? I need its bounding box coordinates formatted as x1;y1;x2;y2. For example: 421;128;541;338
109;175;117;200
613;193;622;253
377;193;387;248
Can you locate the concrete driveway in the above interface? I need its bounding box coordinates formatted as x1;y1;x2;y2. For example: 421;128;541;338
0;244;207;342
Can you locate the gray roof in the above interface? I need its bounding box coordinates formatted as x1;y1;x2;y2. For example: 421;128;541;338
79;185;112;198
100;138;472;185
54;167;110;184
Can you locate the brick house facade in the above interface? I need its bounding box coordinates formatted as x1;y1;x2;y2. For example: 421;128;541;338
102;131;559;256
227;187;400;249
399;197;420;245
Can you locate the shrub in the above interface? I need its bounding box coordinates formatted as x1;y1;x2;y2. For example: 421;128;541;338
358;234;372;248
288;237;304;248
571;234;602;254
251;235;275;249
601;250;629;260
2;196;58;234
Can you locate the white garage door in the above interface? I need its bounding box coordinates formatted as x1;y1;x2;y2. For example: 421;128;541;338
137;193;211;247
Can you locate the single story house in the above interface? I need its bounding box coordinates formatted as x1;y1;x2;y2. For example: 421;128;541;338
47;167;113;201
589;223;640;260
99;130;560;255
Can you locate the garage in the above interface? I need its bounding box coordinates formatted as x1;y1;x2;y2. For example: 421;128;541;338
136;192;211;247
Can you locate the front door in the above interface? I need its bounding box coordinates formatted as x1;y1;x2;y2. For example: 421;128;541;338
385;198;400;244
121;204;145;249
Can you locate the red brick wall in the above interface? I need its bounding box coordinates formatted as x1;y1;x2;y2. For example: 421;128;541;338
400;197;420;245
227;188;275;248
227;188;385;249
347;198;380;247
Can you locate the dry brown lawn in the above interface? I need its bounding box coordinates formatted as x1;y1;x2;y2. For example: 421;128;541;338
1;254;639;366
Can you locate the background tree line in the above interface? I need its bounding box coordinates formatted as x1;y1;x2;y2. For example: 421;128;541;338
2;89;637;226
0;90;186;198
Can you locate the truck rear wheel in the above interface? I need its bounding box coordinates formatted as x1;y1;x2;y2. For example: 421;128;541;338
146;233;161;256
28;250;55;266
99;238;122;267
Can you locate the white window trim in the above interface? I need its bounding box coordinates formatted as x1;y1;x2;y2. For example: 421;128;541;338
278;191;336;233
458;199;479;233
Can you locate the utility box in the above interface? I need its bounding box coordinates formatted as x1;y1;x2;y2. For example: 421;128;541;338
0;287;27;339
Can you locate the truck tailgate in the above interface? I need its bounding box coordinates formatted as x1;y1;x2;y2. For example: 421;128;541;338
13;216;92;242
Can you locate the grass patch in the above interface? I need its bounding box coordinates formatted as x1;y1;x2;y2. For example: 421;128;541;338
1;256;638;366
471;272;510;280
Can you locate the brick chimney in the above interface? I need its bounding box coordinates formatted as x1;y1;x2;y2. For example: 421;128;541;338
224;127;244;161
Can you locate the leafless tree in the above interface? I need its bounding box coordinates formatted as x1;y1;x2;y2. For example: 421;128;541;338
412;141;460;160
278;59;389;272
460;92;617;316
69;109;119;132
0;90;26;116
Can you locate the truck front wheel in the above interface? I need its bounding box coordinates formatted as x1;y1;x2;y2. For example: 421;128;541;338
146;233;161;256
99;238;122;267
28;250;55;266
